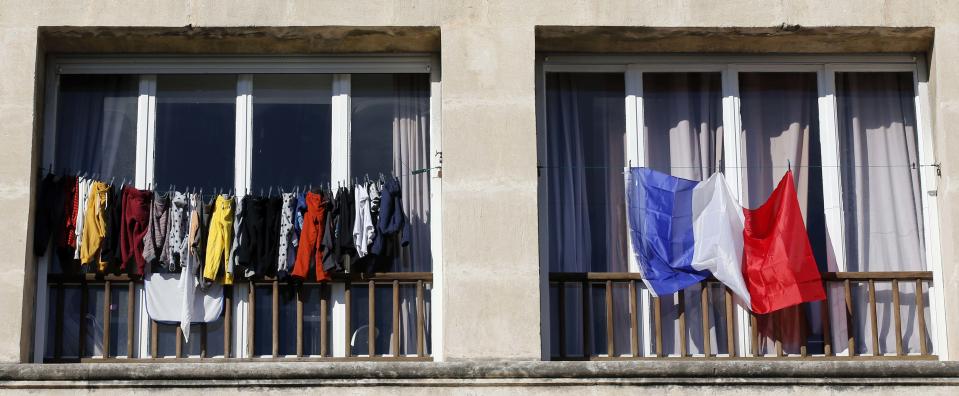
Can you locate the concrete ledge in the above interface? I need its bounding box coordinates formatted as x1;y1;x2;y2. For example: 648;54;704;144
2;360;959;389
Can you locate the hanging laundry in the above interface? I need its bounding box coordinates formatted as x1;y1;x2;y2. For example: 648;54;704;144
80;181;110;271
263;196;283;277
370;177;410;257
73;177;93;262
203;195;234;285
277;192;297;277
167;191;191;271
57;176;79;265
142;192;171;271
99;182;125;270
236;196;268;277
320;189;338;273
293;191;330;281
227;195;245;279
743;170;826;314
120;186;152;275
353;183;373;258
333;186;356;269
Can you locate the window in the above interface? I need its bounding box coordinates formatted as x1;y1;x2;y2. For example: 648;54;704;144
35;56;439;362
540;56;943;360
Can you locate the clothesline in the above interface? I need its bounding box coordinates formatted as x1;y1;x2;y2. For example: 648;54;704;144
537;164;939;170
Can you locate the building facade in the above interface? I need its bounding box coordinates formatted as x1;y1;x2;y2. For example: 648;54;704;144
2;0;959;393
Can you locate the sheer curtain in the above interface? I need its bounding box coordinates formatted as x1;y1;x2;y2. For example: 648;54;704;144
837;71;929;355
543;73;628;357
393;74;432;355
643;72;727;356
739;72;832;355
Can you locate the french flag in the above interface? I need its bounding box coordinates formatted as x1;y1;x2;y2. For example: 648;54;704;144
625;167;825;314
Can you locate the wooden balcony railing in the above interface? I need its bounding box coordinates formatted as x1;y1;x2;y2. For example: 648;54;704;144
549;271;935;360
44;272;432;362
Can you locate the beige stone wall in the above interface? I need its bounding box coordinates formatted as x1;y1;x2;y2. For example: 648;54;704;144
1;0;957;363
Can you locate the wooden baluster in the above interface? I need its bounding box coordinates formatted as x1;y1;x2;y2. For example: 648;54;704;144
868;280;880;356
53;283;64;360
102;281;111;358
582;280;591;358
392;280;400;357
629;280;639;357
653;296;663;357
678;291;687;357
557;283;566;359
272;280;279;357
724;287;735;357
127;281;135;358
79;281;88;358
916;278;928;355
605;280;614;356
821;281;833;356
368;280;375;356
344;279;352;357
750;312;758;357
296;285;304;357
701;284;710;358
775;311;783;357
200;323;208;358
224;285;232;358
844;279;856;356
150;320;158;359
175;325;183;358
415;280;424;357
320;284;328;357
892;279;903;356
247;283;255;358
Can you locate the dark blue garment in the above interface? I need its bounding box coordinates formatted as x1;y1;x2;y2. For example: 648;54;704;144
626;167;709;296
370;178;408;257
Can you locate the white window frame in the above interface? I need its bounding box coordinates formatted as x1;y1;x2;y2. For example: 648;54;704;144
538;54;947;360
33;54;443;362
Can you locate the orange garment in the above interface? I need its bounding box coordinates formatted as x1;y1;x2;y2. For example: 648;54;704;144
292;192;329;281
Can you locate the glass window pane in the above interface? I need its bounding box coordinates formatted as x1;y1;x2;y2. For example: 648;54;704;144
542;73;627;274
61;287;81;358
43;287;58;359
83;286;105;357
301;285;328;356
253;286;272;356
278;289;296;356
739;72;827;270
156;323;177;357
54;74;138;180
109;285;130;358
154;75;236;192
350;74;396;178
836;72;924;272
251;74;332;191
643;72;723;180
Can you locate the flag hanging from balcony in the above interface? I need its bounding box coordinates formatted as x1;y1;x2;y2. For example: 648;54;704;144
625;168;750;304
743;170;826;314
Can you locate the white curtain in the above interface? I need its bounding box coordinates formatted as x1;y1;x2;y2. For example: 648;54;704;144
837;71;930;355
643;72;728;356
543;73;629;357
392;74;432;355
739;72;834;355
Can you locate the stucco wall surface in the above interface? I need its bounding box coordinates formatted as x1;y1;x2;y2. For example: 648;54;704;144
0;0;957;366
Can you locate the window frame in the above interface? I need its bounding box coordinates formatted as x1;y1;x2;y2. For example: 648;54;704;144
34;54;444;362
537;54;946;360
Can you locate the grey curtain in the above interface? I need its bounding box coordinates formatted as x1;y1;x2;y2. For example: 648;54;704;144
644;72;728;356
543;73;629;357
837;71;930;355
739;72;832;355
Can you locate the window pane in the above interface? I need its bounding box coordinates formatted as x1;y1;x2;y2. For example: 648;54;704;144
251;74;332;191
302;285;329;356
156;323;177;357
253;286;272;356
739;72;827;269
109;285;130;358
278;288;296;356
54;74;138;180
542;73;627;273
82;286;105;357
154;75;236;192
836;72;924;272
643;72;723;180
350;74;433;273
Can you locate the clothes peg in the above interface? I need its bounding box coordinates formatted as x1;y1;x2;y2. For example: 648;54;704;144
787;159;792;172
